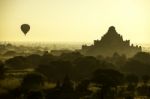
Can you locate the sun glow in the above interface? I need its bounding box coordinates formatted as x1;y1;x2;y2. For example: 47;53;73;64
0;0;150;43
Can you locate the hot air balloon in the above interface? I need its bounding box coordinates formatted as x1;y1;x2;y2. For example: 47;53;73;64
21;24;30;35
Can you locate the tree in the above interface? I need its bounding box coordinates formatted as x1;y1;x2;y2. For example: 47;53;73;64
126;74;139;96
75;79;91;98
137;75;150;96
92;69;124;87
60;52;83;62
76;79;90;92
25;54;42;68
108;53;127;68
21;72;46;91
5;56;30;69
36;60;72;81
142;75;150;85
26;90;45;99
72;56;102;80
122;59;150;76
126;74;139;85
133;52;150;64
0;61;5;79
59;75;76;99
92;69;124;99
61;75;74;93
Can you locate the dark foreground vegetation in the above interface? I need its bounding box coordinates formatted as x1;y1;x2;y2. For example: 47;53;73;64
1;51;150;99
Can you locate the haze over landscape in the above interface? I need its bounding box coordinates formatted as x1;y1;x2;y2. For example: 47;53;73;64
1;1;150;99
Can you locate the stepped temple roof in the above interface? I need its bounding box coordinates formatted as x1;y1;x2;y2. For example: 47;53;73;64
80;26;142;57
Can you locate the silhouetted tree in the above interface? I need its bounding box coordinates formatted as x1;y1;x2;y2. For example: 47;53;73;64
72;56;102;80
60;52;83;61
126;74;139;85
142;75;150;85
75;79;91;98
21;72;46;92
108;53;127;68
0;61;5;79
37;60;72;81
92;69;124;87
61;75;74;92
5;56;31;69
92;69;124;99
55;80;61;89
25;54;42;68
122;59;150;76
60;75;76;99
26;90;45;99
137;75;150;96
133;52;150;64
126;74;139;97
40;53;57;65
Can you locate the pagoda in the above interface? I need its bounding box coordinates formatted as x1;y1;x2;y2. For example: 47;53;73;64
80;26;142;57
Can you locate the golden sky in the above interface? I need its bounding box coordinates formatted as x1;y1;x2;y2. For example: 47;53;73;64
0;0;150;43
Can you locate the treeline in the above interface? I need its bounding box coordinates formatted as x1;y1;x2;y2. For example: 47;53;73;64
4;51;150;79
0;52;150;98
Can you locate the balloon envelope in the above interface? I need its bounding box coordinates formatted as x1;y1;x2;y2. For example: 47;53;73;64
21;24;30;35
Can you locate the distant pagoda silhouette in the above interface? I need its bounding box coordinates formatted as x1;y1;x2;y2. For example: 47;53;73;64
80;26;142;57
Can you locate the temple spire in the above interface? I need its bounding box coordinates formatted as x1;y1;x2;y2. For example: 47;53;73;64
107;26;117;34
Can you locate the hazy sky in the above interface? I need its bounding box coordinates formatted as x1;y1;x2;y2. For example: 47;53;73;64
0;0;150;43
